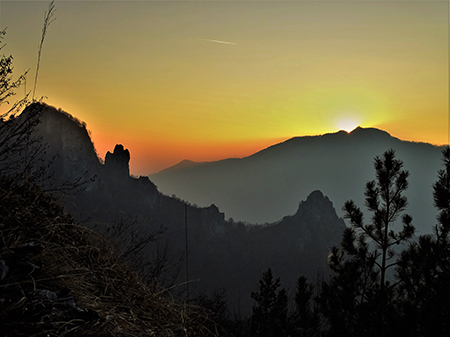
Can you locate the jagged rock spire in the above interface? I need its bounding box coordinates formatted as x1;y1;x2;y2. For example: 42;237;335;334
105;144;130;177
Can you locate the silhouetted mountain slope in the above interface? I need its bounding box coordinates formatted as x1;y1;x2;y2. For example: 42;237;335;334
28;103;226;240
151;127;443;234
195;190;345;313
36;104;100;182
22;103;345;315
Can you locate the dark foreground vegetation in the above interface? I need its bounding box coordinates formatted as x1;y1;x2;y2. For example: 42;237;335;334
0;177;221;336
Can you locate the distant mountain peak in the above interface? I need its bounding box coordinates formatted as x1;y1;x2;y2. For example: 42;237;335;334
276;190;345;246
348;126;392;138
350;126;363;132
156;159;200;175
321;126;392;139
297;190;336;221
178;159;198;167
305;190;327;202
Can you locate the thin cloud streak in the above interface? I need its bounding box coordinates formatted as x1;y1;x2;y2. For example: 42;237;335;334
203;38;237;45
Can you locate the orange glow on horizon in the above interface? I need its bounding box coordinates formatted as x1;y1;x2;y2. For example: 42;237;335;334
89;118;449;177
93;132;289;176
2;1;447;176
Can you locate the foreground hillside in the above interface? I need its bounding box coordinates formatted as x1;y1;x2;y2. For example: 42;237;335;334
0;176;219;336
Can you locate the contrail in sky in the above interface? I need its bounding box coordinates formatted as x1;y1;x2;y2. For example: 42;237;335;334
203;39;237;45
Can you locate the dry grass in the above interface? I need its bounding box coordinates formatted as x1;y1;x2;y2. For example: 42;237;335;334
0;176;221;336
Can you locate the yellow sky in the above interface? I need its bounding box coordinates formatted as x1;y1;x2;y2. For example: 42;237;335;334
0;0;448;175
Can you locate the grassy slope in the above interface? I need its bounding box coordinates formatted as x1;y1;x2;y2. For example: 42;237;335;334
0;176;219;336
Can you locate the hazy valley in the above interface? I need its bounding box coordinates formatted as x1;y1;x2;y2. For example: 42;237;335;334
151;127;443;235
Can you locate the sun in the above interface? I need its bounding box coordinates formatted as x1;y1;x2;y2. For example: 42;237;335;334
337;117;360;133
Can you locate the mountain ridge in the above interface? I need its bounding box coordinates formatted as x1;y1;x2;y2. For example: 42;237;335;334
150;126;444;234
156;127;408;175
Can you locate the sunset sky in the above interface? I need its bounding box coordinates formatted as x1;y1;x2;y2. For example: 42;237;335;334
0;0;448;175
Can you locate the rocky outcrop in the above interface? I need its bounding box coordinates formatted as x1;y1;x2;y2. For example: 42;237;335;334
32;104;100;181
283;190;346;251
259;190;346;260
296;190;340;224
200;204;225;236
104;144;130;178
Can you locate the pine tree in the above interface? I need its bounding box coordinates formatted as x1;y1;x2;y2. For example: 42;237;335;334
396;146;450;336
290;276;320;336
323;149;415;336
432;146;450;240
250;268;288;337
